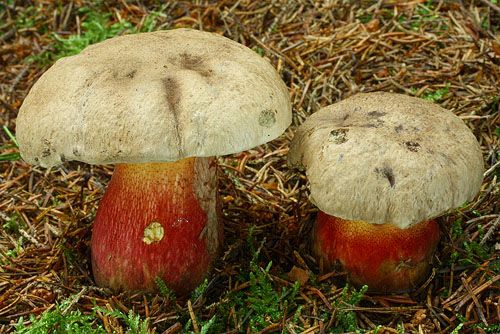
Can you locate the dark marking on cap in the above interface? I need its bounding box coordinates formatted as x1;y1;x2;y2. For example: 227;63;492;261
163;77;181;114
162;76;183;152
342;113;350;121
395;124;404;133
41;139;52;157
178;53;213;78
439;152;456;165
73;148;81;157
84;77;92;87
360;117;384;128
330;128;349;144
375;166;395;188
259;109;277;128
368;110;386;118
126;70;137;79
404;141;421;152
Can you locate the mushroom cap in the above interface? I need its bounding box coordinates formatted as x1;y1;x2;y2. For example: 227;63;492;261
288;92;484;228
16;29;291;167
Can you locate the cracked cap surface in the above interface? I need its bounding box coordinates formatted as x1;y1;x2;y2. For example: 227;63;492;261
288;92;484;228
16;28;291;167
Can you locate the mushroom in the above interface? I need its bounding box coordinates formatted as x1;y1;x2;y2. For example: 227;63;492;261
288;92;483;292
16;29;291;294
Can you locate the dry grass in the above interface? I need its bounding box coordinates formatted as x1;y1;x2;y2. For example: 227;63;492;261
0;0;499;333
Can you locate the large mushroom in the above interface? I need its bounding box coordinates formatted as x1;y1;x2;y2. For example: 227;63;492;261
16;29;291;294
288;92;483;293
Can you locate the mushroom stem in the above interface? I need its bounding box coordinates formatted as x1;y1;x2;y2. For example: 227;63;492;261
91;157;221;294
314;212;440;293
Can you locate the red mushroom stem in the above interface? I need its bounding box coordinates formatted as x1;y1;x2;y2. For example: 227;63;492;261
313;212;440;292
91;157;221;295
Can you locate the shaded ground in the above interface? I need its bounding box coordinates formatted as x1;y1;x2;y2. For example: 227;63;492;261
0;0;499;333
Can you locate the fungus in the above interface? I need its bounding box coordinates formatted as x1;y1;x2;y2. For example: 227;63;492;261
16;29;291;294
288;92;483;292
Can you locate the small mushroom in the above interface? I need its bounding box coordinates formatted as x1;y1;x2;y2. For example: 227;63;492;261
16;29;291;294
288;92;484;293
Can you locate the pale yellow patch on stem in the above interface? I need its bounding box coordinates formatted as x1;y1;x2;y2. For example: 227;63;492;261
143;221;164;245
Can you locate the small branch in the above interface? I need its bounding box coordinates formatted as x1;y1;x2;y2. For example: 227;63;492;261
479;0;500;14
484;160;500;178
187;299;200;334
480;216;500;245
0;27;16;44
8;65;31;94
460;276;488;327
61;287;87;315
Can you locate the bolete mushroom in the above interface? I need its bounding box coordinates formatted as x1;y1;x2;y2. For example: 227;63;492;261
288;92;483;292
16;29;291;294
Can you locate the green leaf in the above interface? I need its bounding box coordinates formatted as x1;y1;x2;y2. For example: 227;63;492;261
422;83;450;102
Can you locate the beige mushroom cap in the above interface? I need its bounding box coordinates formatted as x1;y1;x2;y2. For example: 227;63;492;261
16;29;291;167
288;92;484;229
